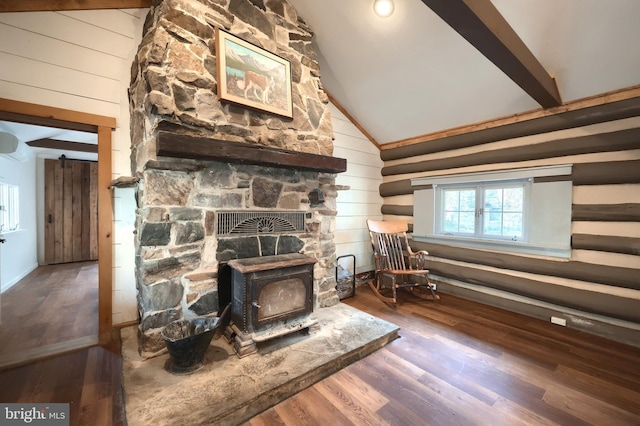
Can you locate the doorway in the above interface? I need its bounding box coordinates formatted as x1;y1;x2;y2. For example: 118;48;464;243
0;98;115;368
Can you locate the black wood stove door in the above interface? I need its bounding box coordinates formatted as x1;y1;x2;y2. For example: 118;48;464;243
250;266;313;327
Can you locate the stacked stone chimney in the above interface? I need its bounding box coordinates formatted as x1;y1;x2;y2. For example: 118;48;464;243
129;0;340;358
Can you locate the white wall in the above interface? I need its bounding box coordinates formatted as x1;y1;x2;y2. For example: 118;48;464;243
331;103;384;274
0;9;148;323
112;187;138;325
0;151;38;292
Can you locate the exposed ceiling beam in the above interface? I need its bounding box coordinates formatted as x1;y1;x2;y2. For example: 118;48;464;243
27;138;98;153
0;0;151;13
420;0;562;108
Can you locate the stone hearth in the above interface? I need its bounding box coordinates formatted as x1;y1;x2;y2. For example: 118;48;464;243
122;303;400;425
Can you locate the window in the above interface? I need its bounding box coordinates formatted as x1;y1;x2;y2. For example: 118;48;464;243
0;182;20;233
412;165;573;258
437;180;528;241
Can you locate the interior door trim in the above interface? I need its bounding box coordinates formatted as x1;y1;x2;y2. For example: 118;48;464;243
0;97;116;345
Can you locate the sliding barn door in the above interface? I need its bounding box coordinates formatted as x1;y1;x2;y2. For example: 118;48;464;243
44;158;98;264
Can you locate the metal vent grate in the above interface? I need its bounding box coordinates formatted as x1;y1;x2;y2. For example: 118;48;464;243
217;211;306;235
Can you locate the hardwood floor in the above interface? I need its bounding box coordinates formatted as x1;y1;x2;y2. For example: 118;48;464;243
0;329;125;425
0;261;98;366
247;290;640;426
1;287;639;425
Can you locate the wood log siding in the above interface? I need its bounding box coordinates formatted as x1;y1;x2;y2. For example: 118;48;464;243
380;179;413;198
572;203;640;222
380;159;640;197
411;241;640;291
378;108;640;334
381;205;413;216
383;203;640;224
382;127;640;176
380;95;640;161
426;260;639;323
572;234;640;256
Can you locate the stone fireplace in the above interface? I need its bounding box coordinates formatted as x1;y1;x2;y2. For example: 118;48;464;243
128;0;346;358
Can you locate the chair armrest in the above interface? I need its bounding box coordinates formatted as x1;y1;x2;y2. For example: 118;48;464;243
407;246;429;256
407;250;429;270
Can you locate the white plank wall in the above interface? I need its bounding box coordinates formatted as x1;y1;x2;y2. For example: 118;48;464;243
0;8;148;325
330;103;383;274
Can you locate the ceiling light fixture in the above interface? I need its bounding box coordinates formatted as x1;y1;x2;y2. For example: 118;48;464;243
373;0;395;18
0;132;19;154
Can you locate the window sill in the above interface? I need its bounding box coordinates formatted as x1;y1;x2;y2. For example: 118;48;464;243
413;234;571;259
0;228;24;236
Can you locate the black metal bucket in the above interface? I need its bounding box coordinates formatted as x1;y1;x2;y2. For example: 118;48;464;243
161;304;230;374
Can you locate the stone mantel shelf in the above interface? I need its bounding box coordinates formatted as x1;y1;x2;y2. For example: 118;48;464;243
156;131;347;173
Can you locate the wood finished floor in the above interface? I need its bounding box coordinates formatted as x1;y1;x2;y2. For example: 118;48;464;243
0;261;98;356
0;329;125;426
247;289;640;426
1;287;639;425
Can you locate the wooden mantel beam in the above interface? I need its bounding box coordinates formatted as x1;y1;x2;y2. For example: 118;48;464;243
0;0;151;13
420;0;562;108
156;131;347;174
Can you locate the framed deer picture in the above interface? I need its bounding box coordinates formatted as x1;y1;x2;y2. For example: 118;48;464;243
215;28;293;119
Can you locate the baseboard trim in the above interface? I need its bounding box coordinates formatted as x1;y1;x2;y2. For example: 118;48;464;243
1;262;38;293
432;275;640;349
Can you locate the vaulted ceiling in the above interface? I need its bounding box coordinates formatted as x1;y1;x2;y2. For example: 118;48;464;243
2;0;640;150
288;0;640;146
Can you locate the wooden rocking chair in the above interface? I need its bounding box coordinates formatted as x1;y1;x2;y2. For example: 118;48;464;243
366;219;438;305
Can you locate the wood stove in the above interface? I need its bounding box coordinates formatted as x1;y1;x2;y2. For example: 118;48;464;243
226;253;318;357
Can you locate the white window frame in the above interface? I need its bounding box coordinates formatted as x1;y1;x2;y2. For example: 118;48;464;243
435;179;530;242
0;182;20;233
411;165;573;258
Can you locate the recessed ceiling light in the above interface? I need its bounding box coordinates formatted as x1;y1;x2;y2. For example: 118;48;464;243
373;0;395;18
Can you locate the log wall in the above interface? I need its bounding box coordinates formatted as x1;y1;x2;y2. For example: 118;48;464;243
379;112;640;344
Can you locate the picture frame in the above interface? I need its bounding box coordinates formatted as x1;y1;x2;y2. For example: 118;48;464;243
215;28;293;119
